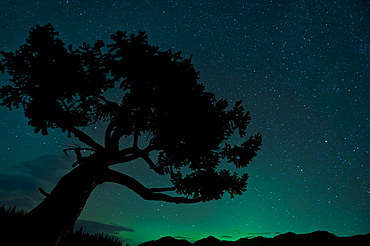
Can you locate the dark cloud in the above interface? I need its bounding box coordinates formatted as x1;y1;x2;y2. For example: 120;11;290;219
221;235;233;238
74;220;134;235
246;232;275;235
13;155;70;184
0;154;72;209
0;172;40;209
0;172;37;193
174;235;193;240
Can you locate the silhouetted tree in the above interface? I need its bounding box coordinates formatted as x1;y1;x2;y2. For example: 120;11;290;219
0;24;262;245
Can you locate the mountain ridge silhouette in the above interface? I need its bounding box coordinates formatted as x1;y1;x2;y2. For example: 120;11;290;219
139;231;370;246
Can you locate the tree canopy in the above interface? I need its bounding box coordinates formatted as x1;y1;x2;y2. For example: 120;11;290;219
0;24;262;203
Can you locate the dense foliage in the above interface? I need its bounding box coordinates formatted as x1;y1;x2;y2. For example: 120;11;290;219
0;24;262;202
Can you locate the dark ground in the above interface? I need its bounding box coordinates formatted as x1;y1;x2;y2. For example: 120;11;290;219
139;231;370;246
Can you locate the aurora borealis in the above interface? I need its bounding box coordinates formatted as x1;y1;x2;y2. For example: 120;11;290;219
0;1;369;245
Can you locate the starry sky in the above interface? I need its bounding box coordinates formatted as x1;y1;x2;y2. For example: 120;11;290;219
0;0;369;245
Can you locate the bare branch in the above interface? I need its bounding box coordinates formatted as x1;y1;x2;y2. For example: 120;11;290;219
119;146;137;156
110;154;140;166
104;120;116;149
63;144;96;167
133;129;139;148
109;127;125;151
104;168;204;204
68;127;104;151
149;187;174;192
141;154;162;173
104;146;140;166
63;146;95;156
108;144;158;166
38;188;49;197
142;144;158;153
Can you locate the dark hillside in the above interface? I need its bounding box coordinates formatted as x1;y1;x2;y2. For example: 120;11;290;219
0;206;124;246
139;231;370;246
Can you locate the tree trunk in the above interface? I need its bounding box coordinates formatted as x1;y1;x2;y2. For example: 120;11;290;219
23;163;107;246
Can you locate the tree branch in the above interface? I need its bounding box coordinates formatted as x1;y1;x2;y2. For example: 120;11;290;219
105;146;140;166
108;145;158;167
104;168;204;204
96;95;121;151
63;145;95;167
111;153;141;166
68;127;104;151
104;120;116;150
104;120;126;152
141;154;162;174
133;128;139;148
38;187;49;197
63;146;95;157
142;144;158;153
149;187;174;192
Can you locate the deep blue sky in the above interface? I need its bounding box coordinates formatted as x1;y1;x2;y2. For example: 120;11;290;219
0;1;369;245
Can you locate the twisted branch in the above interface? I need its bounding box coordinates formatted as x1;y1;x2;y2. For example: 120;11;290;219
104;168;204;204
68;126;104;151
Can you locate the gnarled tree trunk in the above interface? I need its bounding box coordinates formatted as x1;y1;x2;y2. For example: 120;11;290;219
17;151;202;246
23;163;107;246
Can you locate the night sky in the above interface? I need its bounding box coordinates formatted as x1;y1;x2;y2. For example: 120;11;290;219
0;1;369;245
